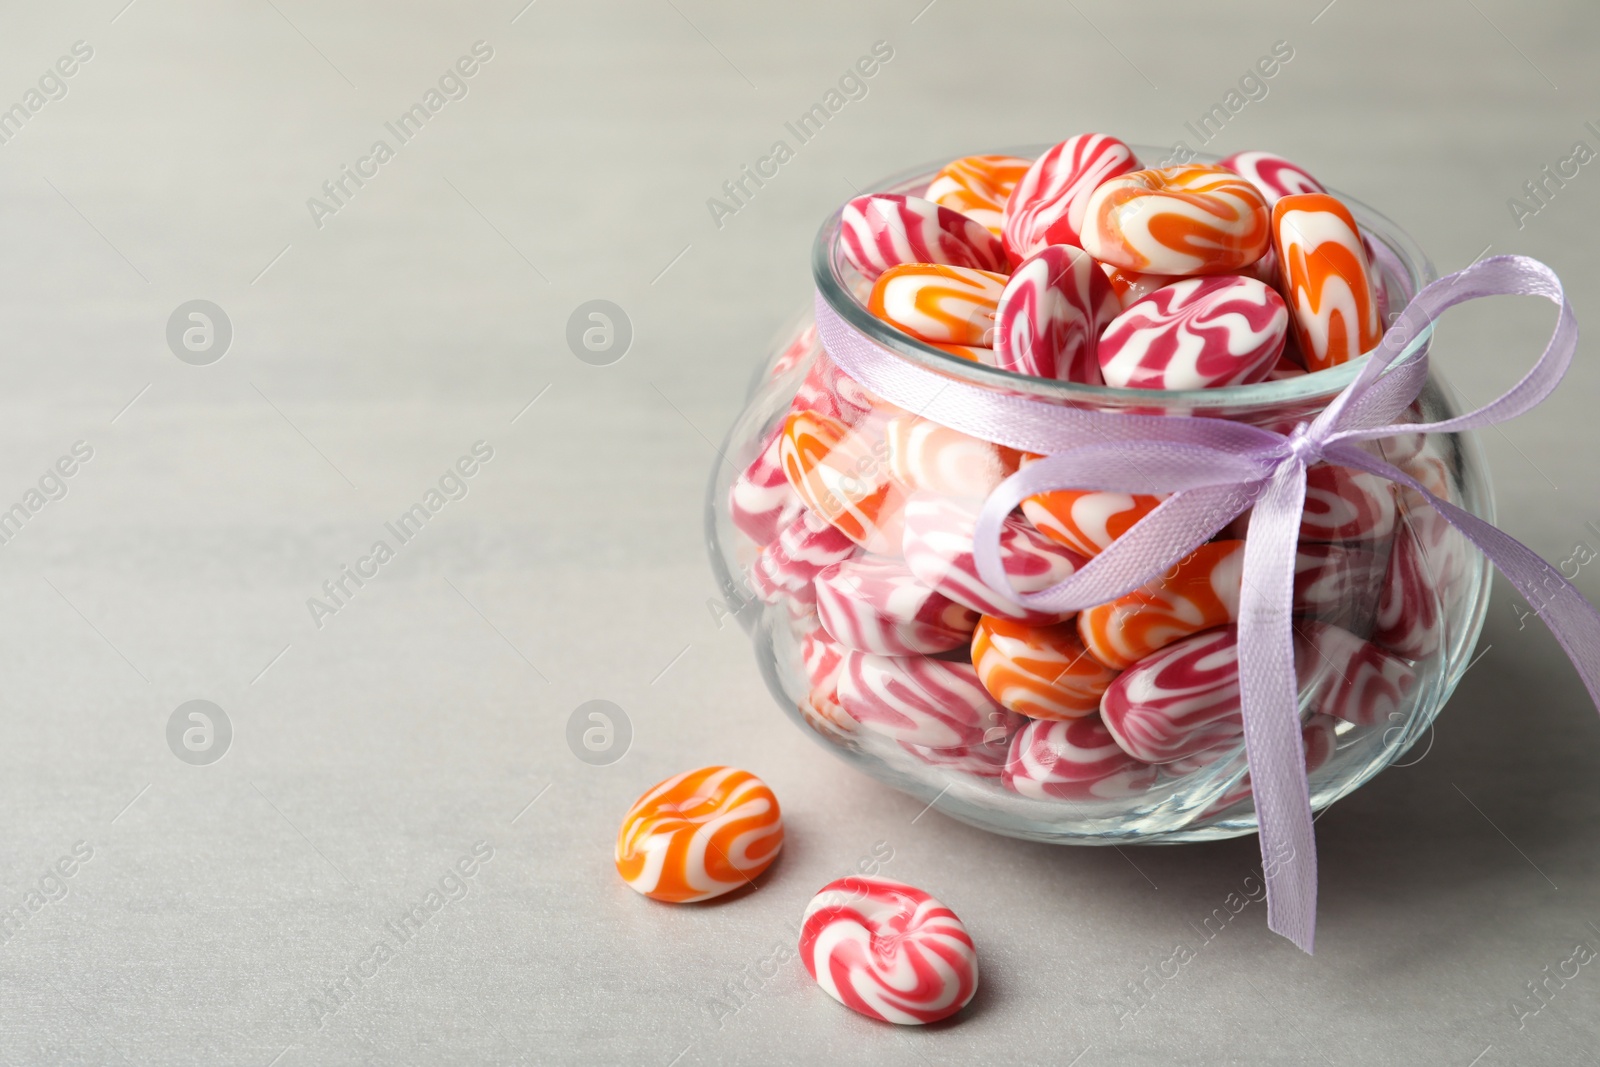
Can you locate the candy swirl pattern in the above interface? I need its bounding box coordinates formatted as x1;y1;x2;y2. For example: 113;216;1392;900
993;245;1120;382
615;766;785;902
1096;275;1289;390
1079;164;1271;275
924;154;1031;235
867;264;1008;347
1002;133;1140;263
840;194;1009;280
1218;150;1326;207
1272;192;1383;371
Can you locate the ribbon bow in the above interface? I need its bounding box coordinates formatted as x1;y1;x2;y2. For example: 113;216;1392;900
814;255;1597;953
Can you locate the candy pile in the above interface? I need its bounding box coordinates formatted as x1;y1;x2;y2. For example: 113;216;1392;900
730;135;1473;815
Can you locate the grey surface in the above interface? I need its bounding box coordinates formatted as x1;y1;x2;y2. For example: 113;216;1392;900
0;1;1597;1064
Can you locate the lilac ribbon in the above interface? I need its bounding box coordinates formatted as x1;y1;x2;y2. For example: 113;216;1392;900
814;255;1597;953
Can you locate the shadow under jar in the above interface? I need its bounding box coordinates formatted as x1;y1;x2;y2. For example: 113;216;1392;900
707;146;1493;844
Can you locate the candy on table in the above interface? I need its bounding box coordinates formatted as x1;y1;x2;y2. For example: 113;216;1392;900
1019;480;1165;558
1217;150;1326;208
799;616;851;732
1272;192;1383;371
615;766;784;903
1002;133;1140;263
1100;263;1179;310
971;614;1120;721
815;556;979;656
886;415;1021;499
800;876;978;1025
1300;461;1398;543
1299;620;1418;726
770;320;821;380
901;492;1085;624
924;154;1032;236
1097;275;1289;390
780;410;905;554
730;428;801;546
1002;714;1158;801
838;651;1023;751
1079;164;1271;276
840;194;1010;281
1100;625;1252;764
1078;540;1245;670
992;245;1121;381
867;264;1008;347
749;506;857;608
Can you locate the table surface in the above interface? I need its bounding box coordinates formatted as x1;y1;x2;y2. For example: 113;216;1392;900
2;1;1598;1063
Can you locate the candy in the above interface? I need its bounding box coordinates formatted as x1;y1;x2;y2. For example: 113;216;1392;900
1002;715;1158;801
993;245;1120;381
1078;540;1245;670
971;615;1119;720
1217;150;1326;208
769;321;820;380
901;734;1012;779
1301;620;1417;726
1300;462;1397;543
1292;542;1386;628
615;766;784;902
886;415;1021;499
1079;164;1271;275
815;556;979;655
840;194;1009;280
799;617;850;732
924;154;1031;235
793;351;894;422
1002;133;1140;263
1183;715;1340;817
1097;275;1289;390
1019;481;1165;558
1272;193;1383;370
1101;626;1251;763
867;264;1007;347
837;651;1022;750
780;410;905;553
800;876;978;1025
1101;263;1178;309
1372;508;1472;660
902;493;1085;624
730;428;801;545
750;506;857;608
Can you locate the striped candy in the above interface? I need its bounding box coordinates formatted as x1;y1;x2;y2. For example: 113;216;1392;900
1292;542;1387;628
799;616;850;733
1300;462;1397;543
1078;540;1245;670
840;194;1009;280
815;556;979;655
1272;193;1383;370
1080;165;1271;276
749;506;857;608
800;876;978;1025
769;321;820;381
1002;134;1140;263
1020;480;1165;558
780;410;904;554
1217;150;1326;208
1183;714;1341;818
886;415;1021;499
925;154;1031;235
1002;715;1158;801
867;264;1008;347
1101;263;1178;310
615;766;784;902
971;614;1119;721
1372;508;1471;660
993;245;1121;381
900;735;1012;779
1301;621;1418;727
1097;275;1289;390
837;651;1022;751
902;493;1085;624
730;428;801;546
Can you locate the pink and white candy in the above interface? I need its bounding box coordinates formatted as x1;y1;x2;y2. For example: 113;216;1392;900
815;556;978;655
1301;621;1417;727
1003;716;1158;801
1301;462;1398;543
749;507;857;608
730;428;801;545
800;876;978;1025
840;194;1009;280
1001;133;1140;263
993;245;1121;382
1096;275;1289;390
886;415;1020;499
1101;626;1252;764
1218;150;1326;208
837;651;1023;751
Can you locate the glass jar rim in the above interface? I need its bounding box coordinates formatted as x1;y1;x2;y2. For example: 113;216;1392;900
811;143;1437;410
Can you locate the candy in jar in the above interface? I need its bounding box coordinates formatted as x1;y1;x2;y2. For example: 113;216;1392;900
1272;192;1383;370
992;244;1120;382
615;766;784;902
837;651;1023;751
1020;483;1165;558
924;154;1031;235
1217;150;1326;207
867;263;1008;347
971;614;1119;720
885;415;1020;499
749;506;857;608
1079;164;1271;275
1002;133;1140;262
1096;275;1289;390
840;194;1009;280
814;556;979;656
780;410;905;554
1002;715;1158;801
1078;540;1245;669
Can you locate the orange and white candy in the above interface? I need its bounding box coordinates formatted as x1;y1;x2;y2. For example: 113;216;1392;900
1100;263;1178;310
886;414;1020;499
971;614;1119;721
1272;193;1383;371
1019;476;1165;558
615;766;784;903
867;264;1007;347
1078;539;1245;669
780;410;904;554
925;154;1031;236
1079;164;1271;276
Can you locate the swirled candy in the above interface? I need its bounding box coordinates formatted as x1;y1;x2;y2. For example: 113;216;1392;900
1302;621;1417;727
900;736;1011;779
815;556;978;655
1078;540;1245;670
993;245;1120;381
902;493;1085;624
1218;150;1326;208
1292;542;1386;628
1079;165;1271;275
971;615;1119;721
1097;275;1289;390
769;321;820;381
1181;714;1340;817
925;154;1031;235
800;876;978;1025
841;194;1009;280
780;410;904;554
1020;481;1165;558
1002;133;1140;263
867;264;1007;347
749;507;857;608
1301;462;1397;543
1002;715;1158;800
1272;193;1383;370
1101;264;1178;310
886;415;1021;499
615;766;784;902
837;651;1022;751
1371;514;1468;660
799;617;850;733
730;428;800;546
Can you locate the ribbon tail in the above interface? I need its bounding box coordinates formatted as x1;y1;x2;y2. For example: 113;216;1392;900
1239;458;1319;954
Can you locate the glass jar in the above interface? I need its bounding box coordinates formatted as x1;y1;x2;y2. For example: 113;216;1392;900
707;147;1493;844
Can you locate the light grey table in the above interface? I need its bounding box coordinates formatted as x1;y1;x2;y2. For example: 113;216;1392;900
1;1;1597;1063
